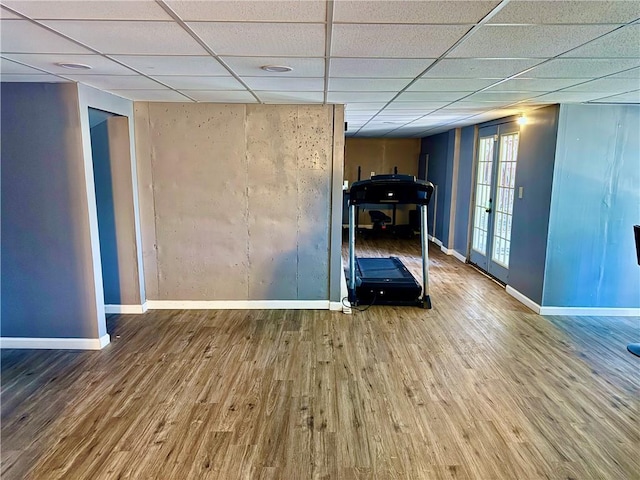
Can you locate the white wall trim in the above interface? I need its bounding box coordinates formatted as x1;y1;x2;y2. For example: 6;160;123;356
1;334;111;350
538;306;640;317
428;235;443;248
506;285;542;314
450;250;467;264
433;238;467;264
145;300;331;310
329;302;343;311
105;303;148;314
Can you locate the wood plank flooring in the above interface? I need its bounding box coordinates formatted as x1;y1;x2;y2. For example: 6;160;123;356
2;236;639;479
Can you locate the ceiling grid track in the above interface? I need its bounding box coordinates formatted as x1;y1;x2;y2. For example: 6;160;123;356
353;0;514;136
154;0;262;104
0;3;199;102
323;0;335;105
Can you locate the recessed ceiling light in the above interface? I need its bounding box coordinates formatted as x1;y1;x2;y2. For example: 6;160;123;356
260;65;293;73
55;62;92;70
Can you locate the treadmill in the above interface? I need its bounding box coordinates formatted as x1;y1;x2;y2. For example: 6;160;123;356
347;174;434;309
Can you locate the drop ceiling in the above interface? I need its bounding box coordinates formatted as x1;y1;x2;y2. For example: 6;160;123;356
1;0;638;137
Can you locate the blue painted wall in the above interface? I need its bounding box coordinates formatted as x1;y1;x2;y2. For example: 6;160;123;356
508;105;560;304
420;130;455;244
1;83;99;338
453;126;476;256
544;104;640;308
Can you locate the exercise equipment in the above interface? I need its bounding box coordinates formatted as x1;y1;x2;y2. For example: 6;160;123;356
347;174;434;309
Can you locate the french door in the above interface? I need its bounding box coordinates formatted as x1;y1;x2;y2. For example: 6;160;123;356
470;123;520;283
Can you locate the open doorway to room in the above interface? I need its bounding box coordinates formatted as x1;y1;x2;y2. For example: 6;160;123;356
87;107;141;316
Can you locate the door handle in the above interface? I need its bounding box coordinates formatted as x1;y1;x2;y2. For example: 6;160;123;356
485;207;492;213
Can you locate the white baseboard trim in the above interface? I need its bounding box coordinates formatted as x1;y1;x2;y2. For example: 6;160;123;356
538;306;640;317
145;300;331;310
105;303;148;314
339;265;352;314
506;286;541;314
428;235;443;248
450;250;467;263
0;334;111;350
329;302;343;311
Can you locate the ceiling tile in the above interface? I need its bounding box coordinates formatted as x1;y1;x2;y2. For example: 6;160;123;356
524;91;614;102
385;101;450;110
450;25;617;58
41;20;207;55
561;77;640;93
604;67;640;79
221;56;324;77
0;19;92;54
243;77;323;91
0;73;69;82
110;89;193;101
112;55;230;76
258;91;324;103
408;78;496;91
332;24;471;58
64;74;166;90
167;0;326;22
485;77;584;92
590;90;640;103
0;7;21;19
329;78;409;91
397;91;472;102
344;103;388;110
188;22;325;56
3;53;137;75
330;58;435;78
2;0;172;20
488;1;640;25
423;58;541;78
1;57;46;74
562;24;640;58
334;1;500;24
327;91;396;103
466;91;536;102
185;90;258;102
151;75;244;90
525;58;640;78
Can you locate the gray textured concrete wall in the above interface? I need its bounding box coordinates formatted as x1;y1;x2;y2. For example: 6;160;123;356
135;103;337;301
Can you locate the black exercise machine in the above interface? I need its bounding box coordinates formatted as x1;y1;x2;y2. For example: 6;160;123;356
347;174;434;309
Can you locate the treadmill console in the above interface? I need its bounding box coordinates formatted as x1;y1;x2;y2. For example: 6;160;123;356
349;174;434;206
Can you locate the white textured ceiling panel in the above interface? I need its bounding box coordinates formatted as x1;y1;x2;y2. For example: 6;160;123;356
591;90;640;103
0;6;20;18
408;78;496;91
2;0;172;20
0;72;67;82
525;91;617;102
185;90;257;102
397;91;471;102
562;77;640;93
111;55;229;76
152;75;244;90
167;0;326;22
64;74;167;90
525;58;640;78
329;78;409;92
221;56;324;77
111;88;192;101
0;19;91;54
1;57;46;74
485;77;584;92
3;53;137;75
41;21;208;55
258;91;324;103
489;0;640;25
466;91;536;102
450;25;617;58
243;77;323;91
423;58;541;78
344;102;388;110
385;101;450;110
562;24;640;58
332;24;471;58
604;67;640;79
329;57;435;78
188;22;325;56
334;1;500;24
327;91;396;103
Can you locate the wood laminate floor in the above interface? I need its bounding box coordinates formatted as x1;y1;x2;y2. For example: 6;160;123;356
2;236;639;479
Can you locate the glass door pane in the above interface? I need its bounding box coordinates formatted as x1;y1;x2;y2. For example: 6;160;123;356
471;136;495;255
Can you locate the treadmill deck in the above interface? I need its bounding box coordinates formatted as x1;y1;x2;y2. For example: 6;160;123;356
353;257;422;306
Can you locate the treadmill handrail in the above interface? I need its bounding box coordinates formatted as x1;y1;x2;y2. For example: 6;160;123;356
349;174;434;206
